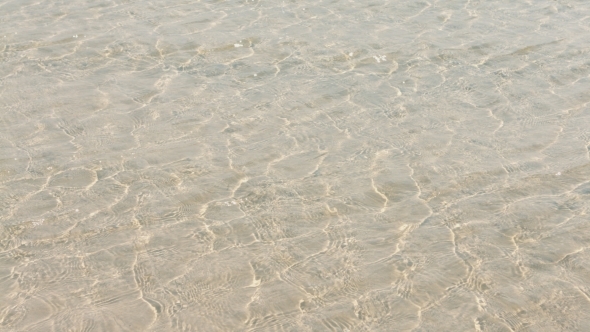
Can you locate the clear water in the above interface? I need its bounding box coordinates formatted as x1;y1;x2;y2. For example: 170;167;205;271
1;0;590;331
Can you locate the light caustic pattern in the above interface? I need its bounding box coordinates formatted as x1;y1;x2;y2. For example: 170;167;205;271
0;0;590;331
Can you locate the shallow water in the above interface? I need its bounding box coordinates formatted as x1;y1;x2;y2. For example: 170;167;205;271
1;0;590;331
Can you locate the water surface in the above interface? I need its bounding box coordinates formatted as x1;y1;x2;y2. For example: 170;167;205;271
1;0;590;331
